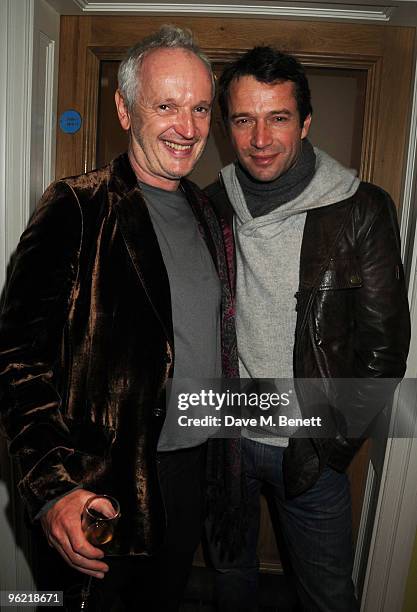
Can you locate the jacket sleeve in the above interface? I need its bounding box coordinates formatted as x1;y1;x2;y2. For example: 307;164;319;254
354;188;410;378
328;187;411;470
0;181;84;519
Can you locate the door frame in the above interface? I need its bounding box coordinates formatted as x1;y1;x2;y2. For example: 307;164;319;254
361;63;417;608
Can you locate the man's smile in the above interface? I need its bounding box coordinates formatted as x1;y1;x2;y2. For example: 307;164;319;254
250;154;278;166
163;140;194;151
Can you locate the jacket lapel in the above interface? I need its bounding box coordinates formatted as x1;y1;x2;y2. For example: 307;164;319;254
181;179;219;273
111;154;174;349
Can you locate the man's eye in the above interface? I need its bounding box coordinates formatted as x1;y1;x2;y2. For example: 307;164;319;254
273;116;287;122
158;104;170;111
234;118;249;125
194;106;210;114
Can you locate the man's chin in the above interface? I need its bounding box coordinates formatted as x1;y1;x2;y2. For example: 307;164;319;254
250;170;279;182
245;162;288;183
165;162;200;180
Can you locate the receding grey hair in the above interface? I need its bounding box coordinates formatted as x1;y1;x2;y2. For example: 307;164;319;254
117;24;214;110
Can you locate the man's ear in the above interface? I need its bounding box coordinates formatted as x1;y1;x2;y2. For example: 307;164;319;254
115;90;131;131
301;113;312;139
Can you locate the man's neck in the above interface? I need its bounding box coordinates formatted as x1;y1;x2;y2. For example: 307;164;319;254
128;149;180;192
235;139;316;218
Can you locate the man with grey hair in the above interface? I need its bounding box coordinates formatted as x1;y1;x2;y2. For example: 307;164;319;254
0;25;236;611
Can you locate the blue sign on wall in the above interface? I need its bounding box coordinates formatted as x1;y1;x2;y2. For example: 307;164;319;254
59;109;82;134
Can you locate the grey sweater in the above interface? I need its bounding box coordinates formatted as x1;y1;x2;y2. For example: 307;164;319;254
221;148;360;444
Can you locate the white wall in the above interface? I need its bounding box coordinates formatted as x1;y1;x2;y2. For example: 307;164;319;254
0;0;59;598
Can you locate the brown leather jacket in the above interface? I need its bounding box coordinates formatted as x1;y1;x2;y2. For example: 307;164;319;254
206;178;411;497
0;154;237;554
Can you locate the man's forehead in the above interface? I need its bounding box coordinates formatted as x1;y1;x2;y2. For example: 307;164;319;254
229;76;296;101
137;47;213;103
141;47;206;75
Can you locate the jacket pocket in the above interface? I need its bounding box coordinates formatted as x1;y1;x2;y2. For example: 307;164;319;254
318;257;363;290
62;417;116;492
312;258;362;348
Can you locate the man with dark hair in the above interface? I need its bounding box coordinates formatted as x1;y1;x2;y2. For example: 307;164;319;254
206;46;410;611
0;25;236;611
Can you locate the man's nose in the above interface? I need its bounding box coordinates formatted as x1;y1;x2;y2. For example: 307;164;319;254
175;109;196;140
251;121;273;149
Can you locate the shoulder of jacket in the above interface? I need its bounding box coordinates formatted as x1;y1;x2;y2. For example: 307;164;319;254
32;164;114;249
353;181;395;211
42;163;119;233
59;163;112;201
303;182;398;257
349;182;398;233
309;182;396;224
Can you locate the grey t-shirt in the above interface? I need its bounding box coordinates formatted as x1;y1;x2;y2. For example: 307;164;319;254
140;182;222;450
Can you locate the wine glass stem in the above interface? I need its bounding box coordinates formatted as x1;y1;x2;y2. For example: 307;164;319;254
80;576;93;610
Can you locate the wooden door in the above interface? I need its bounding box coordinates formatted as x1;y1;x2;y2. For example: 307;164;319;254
55;15;415;580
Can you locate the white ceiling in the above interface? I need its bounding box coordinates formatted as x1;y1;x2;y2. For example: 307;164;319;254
44;0;417;27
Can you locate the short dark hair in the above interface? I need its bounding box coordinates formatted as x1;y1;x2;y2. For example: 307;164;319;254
218;46;312;125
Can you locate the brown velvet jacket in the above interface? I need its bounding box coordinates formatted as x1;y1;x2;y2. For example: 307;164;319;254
0;153;237;555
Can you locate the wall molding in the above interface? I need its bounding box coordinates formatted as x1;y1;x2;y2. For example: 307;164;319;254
0;2;7;293
0;0;60;598
72;1;394;21
4;0;34;258
400;45;417;283
353;460;376;591
43;37;56;192
362;436;417;611
31;31;56;210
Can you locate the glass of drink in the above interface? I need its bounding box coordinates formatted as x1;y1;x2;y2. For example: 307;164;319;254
79;495;120;610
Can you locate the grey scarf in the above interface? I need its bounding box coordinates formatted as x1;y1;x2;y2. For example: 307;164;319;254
235;138;316;218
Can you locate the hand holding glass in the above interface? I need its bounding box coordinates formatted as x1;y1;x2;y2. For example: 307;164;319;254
80;495;120;610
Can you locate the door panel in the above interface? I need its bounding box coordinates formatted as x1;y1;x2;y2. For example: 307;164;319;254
56;15;414;578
